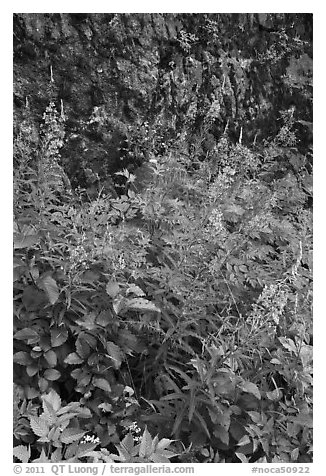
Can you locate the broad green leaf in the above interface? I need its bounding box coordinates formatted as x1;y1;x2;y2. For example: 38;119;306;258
247;411;263;424
156;438;174;451
42;389;62;412
125;297;161;313
44;349;57;367
40;275;59;305
213;424;229;445
22;286;48;311
237;435;251;446
26;364;39;377
13;445;31;463
279;337;297;354
64;352;84;365
76;337;91;359
14;233;39;249
106;281;120;298
93;377;111;393
238;381;261;400
14;327;39;343
51;328;68;347
106;341;124;369
13;351;32;366
126;284;145;296
44;368;61;381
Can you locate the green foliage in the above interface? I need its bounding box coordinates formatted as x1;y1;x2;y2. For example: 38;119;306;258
14;14;312;464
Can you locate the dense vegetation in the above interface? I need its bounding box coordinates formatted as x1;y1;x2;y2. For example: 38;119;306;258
13;13;312;463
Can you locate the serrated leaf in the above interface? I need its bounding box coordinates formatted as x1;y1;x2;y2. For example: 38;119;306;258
125;297;161;313
121;432;135;454
71;443;98;460
139;428;153;458
13;445;31;463
44;369;61;381
29;415;49;437
106;281;120;298
150;453;171;463
106;341;124;369
51;328;68;347
93;377;111;393
60;428;86;444
40;275;59;305
64;352;84;365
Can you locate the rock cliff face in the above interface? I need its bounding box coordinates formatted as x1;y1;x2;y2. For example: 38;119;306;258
14;13;312;193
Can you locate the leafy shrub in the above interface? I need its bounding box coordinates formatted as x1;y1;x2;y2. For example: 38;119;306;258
13;99;312;463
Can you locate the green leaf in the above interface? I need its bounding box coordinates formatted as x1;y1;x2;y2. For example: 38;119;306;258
139;428;153;458
126;284;146;296
13;445;31;463
14;328;39;343
106;341;124;369
64;352;84;365
156;438;174;451
44;368;61;381
29;416;49;437
13;351;32;366
238;381;261;400
237;435;251;446
106;281;120;298
60;428;86;444
125;297;161;313
121;432;135;454
14;233;39;249
26;364;39;377
22;286;48;311
235;452;249;463
98;403;113;413
76;337;91;359
44;349;57;367
40;275;59;305
51;328;68;347
42;389;62;412
279;337;297;354
93;377;111;393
